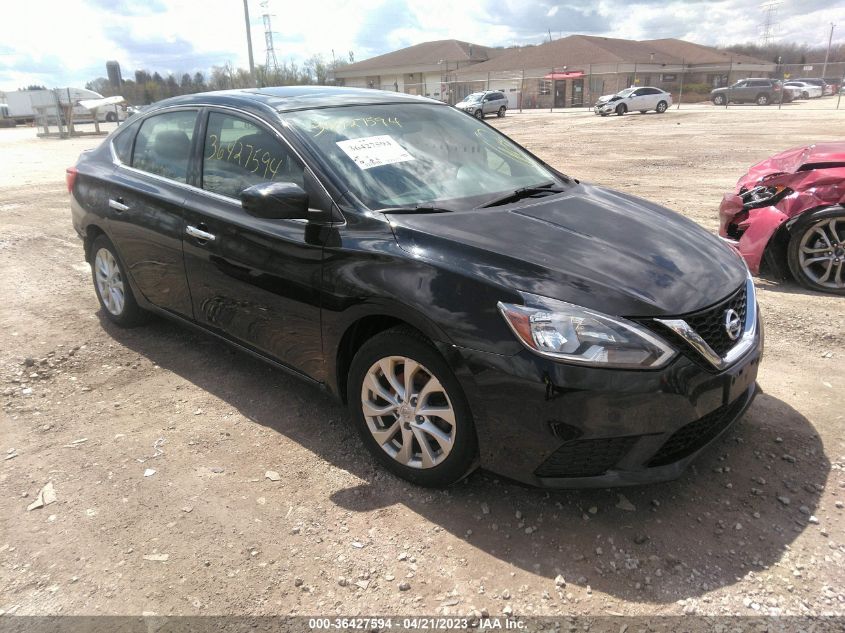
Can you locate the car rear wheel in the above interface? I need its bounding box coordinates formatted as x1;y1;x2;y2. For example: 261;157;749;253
756;93;770;106
105;112;117;122
787;210;845;295
802;91;809;99
497;106;506;117
713;95;726;106
616;104;626;116
656;100;668;113
474;109;483;119
347;328;478;487
90;235;146;326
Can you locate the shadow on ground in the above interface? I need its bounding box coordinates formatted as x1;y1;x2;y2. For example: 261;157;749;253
105;313;830;605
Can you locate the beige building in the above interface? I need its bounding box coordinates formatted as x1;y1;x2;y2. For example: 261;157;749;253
332;35;774;109
330;39;505;102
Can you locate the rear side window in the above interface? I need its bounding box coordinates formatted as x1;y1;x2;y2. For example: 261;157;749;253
201;111;304;199
111;119;141;164
132;110;198;183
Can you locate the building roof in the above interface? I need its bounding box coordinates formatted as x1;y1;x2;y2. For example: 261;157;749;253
334;39;504;76
455;34;772;75
642;39;770;66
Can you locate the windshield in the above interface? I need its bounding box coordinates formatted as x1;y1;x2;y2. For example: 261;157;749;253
284;103;559;210
617;88;636;97
464;93;484;103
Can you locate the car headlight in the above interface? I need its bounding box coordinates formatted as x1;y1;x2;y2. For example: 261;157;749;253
498;293;676;369
739;184;792;210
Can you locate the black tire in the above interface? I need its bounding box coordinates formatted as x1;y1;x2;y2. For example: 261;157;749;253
474;109;483;119
346;327;478;487
90;234;147;326
713;94;726;106
639;110;647;114
616;104;626;116
105;112;117;122
756;93;769;106
786;208;845;295
497;106;506;117
656;100;668;113
802;91;809;100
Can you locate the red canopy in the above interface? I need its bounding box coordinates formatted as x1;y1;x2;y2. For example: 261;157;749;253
544;71;585;80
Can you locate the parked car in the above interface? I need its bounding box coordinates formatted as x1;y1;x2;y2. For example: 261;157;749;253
594;86;672;116
69;87;762;488
784;81;823;99
798;78;834;96
454;91;507;119
710;79;785;105
719;142;845;294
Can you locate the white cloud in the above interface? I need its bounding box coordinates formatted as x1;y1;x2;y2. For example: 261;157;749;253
0;0;842;92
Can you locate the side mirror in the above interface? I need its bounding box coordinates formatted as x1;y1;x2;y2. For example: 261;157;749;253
241;182;309;220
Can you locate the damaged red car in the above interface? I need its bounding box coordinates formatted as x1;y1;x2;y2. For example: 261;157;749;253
719;142;845;294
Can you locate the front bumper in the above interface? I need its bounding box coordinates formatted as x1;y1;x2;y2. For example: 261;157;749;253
453;316;763;488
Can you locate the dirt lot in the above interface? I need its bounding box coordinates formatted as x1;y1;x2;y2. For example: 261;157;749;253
1;103;844;620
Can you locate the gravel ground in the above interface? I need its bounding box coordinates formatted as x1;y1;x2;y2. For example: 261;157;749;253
0;101;844;619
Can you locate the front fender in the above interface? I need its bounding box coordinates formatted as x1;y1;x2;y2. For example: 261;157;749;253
736;205;789;274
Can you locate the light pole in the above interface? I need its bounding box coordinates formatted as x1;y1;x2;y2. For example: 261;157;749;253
822;23;835;81
243;0;257;87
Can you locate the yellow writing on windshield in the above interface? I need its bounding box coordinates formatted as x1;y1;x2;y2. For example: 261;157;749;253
311;117;402;137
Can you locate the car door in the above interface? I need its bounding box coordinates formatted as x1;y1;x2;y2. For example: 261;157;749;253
107;108;198;316
730;81;747;101
627;88;646;110
180;108;330;379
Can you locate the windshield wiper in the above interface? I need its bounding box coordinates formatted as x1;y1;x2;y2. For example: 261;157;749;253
480;182;566;208
380;205;454;215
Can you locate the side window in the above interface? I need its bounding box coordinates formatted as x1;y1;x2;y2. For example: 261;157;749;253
132;110;198;183
202;111;304;199
112;119;141;164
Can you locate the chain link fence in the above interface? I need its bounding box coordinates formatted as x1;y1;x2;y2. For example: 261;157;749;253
351;61;845;112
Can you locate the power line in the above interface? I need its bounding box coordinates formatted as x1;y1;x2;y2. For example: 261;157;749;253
760;1;782;46
261;0;279;72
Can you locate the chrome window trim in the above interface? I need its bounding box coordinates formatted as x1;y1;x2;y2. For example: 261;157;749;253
655;274;758;371
109;102;344;226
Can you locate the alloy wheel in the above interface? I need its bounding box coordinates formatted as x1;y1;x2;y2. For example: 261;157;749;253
94;247;125;315
360;356;456;469
798;217;845;290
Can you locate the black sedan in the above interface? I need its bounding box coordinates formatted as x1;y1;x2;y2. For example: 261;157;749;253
68;86;762;488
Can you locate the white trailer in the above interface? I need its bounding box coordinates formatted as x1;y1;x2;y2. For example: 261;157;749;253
0;88;127;125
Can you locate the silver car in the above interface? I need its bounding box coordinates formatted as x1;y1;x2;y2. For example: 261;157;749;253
455;91;508;119
594;86;672;116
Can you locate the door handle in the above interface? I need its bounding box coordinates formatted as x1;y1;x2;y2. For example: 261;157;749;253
186;225;216;242
108;198;129;212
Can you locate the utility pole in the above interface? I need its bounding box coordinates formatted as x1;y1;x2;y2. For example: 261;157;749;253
242;0;256;87
822;23;835;80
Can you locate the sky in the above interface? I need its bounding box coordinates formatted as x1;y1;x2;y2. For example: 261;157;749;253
1;0;844;91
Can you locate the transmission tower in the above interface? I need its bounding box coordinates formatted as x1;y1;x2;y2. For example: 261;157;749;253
760;1;781;46
261;0;279;72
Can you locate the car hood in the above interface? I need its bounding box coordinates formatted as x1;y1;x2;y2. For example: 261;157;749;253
455;101;478;108
736;142;845;188
389;183;746;317
595;94;616;104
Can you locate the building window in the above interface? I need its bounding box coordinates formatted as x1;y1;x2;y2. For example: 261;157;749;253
661;74;677;82
539;80;551;95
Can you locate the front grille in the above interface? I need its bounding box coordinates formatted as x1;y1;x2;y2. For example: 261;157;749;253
684;285;747;357
535;436;639;478
647;396;746;467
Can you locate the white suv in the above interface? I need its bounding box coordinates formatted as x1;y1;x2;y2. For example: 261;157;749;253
594;87;672;116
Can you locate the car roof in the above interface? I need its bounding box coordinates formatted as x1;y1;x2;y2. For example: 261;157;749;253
139;86;441;116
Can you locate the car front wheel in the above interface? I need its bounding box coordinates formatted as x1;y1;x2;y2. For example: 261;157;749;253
616;104;626;116
347;328;478;487
713;95;725;106
474;109;483;119
787;209;845;295
90;234;146;326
